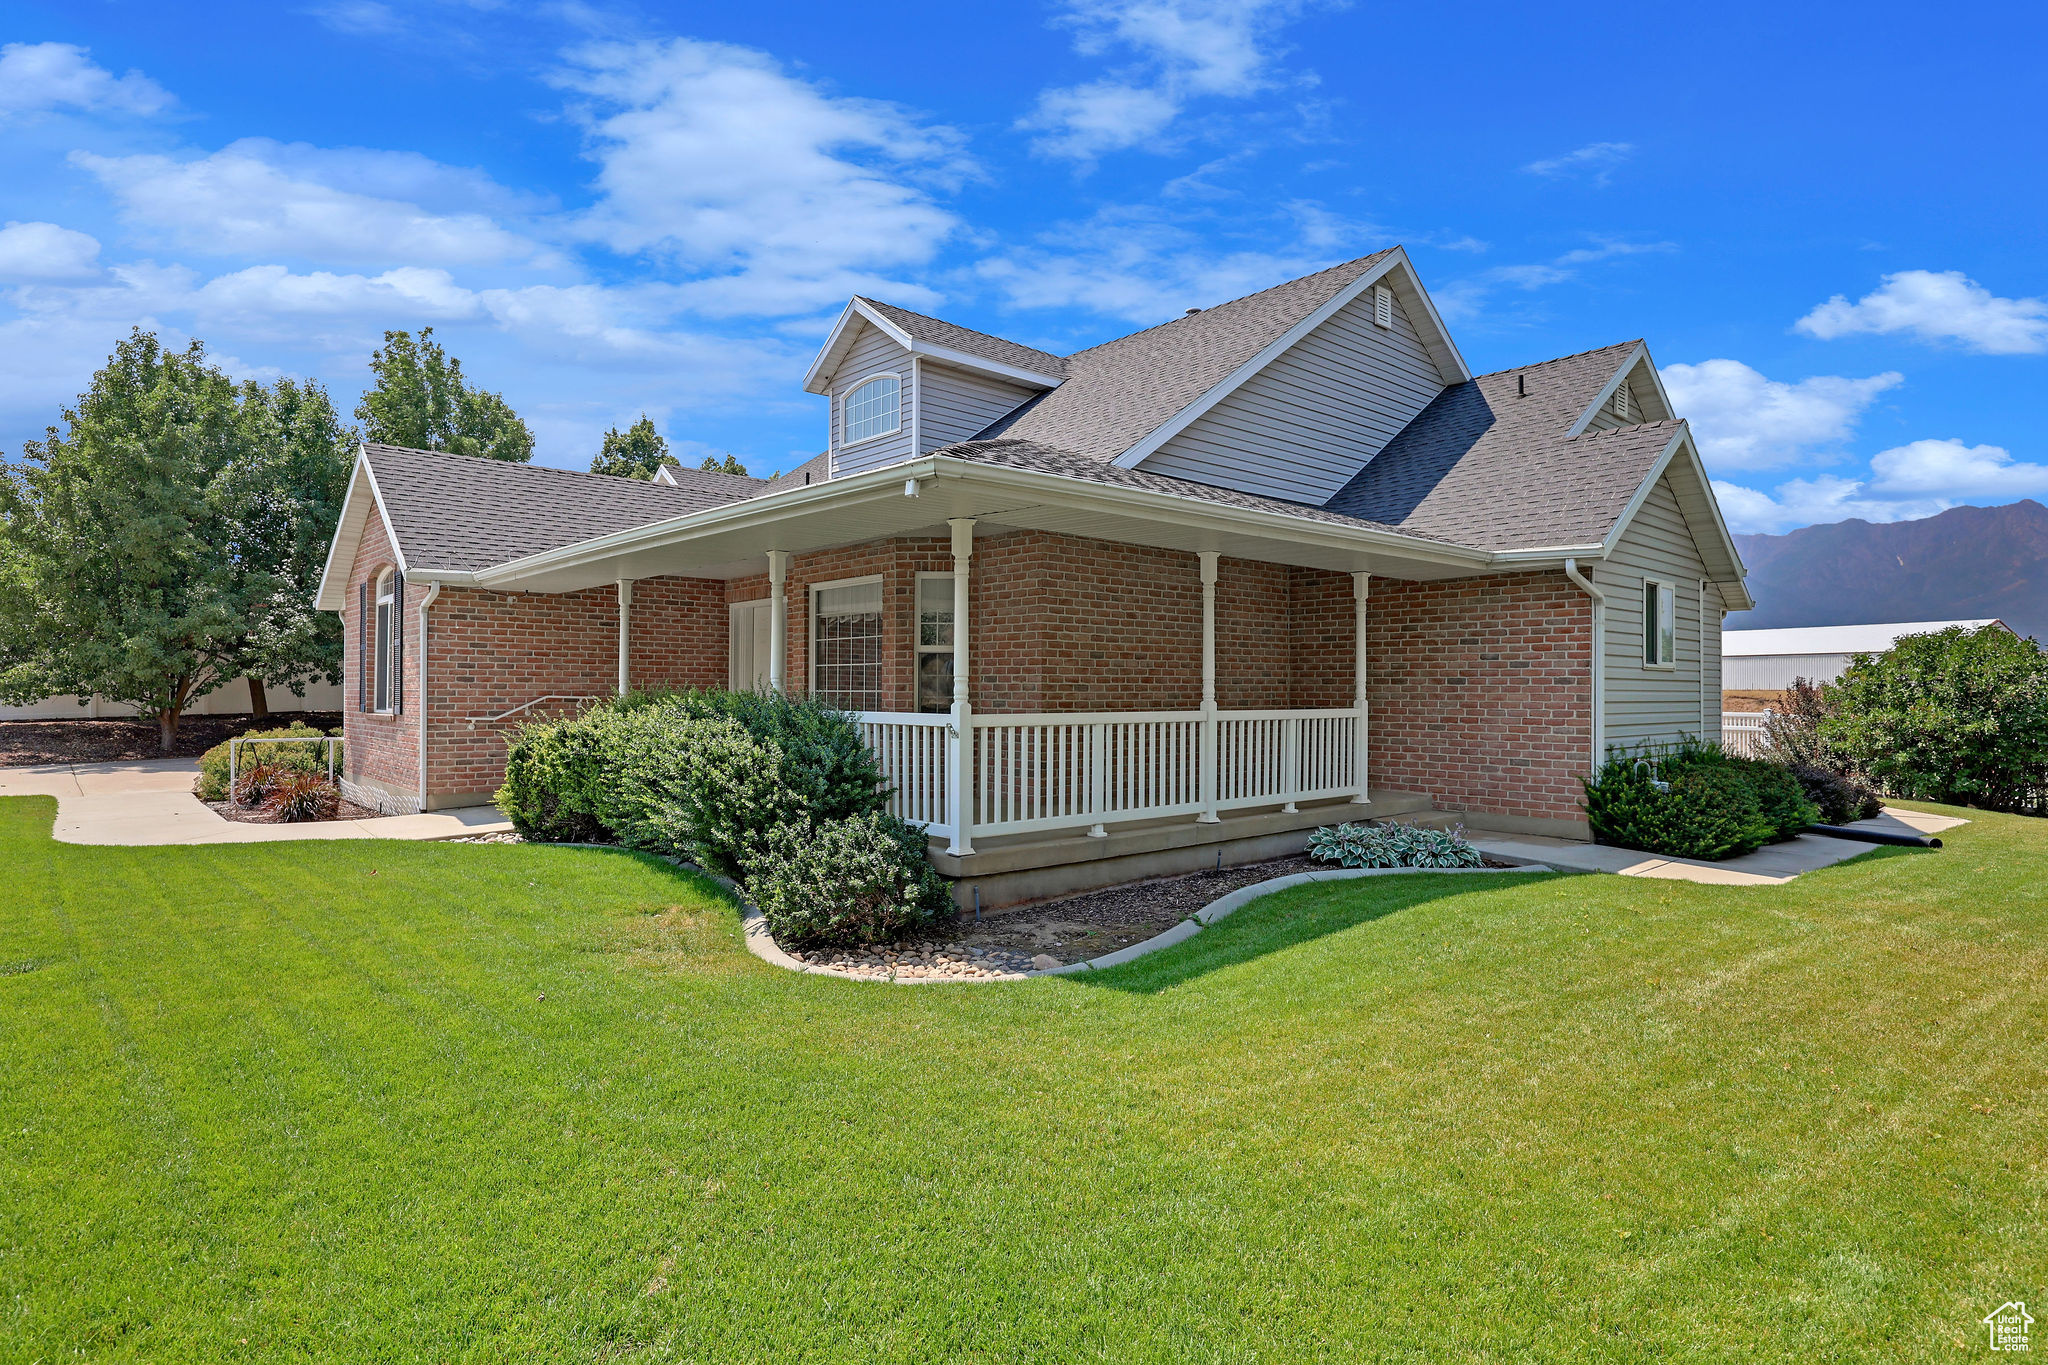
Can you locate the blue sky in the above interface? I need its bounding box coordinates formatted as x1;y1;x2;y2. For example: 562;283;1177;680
1;0;2042;534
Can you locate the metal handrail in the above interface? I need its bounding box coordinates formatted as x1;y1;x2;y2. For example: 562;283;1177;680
464;694;603;729
228;734;342;794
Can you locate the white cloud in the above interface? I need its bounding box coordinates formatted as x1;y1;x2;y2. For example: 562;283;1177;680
1433;238;1673;320
1022;0;1321;162
0;222;102;282
553;38;968;317
1711;475;1949;534
0;42;174;119
1660;358;1901;471
1794;269;2048;354
73;139;545;268
1867;438;2048;499
1523;141;1634;183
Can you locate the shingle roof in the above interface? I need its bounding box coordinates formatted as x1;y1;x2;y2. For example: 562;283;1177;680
758;449;831;492
855;298;1067;378
1321;342;1678;551
975;249;1400;462
364;444;761;572
934;438;1464;546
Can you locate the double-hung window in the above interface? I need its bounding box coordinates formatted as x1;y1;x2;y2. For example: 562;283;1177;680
842;374;900;446
914;574;955;713
812;579;884;711
373;570;398;711
1642;579;1676;668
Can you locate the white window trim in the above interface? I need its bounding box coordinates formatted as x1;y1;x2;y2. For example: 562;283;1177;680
913;571;957;714
373;569;396;713
838;372;903;450
1643;578;1677;670
807;573;885;705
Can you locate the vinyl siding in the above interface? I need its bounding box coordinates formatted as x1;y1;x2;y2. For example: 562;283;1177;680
1582;374;1644;432
1701;581;1724;741
918;361;1037;453
1136;284;1446;503
829;322;914;477
1598;474;1715;751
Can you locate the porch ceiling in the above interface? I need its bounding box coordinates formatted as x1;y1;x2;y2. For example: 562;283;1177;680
468;456;1499;595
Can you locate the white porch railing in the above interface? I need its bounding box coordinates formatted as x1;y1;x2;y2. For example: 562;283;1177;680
859;707;1363;845
1721;711;1771;758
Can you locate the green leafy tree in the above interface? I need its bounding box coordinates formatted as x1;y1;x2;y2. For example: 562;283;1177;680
0;332;259;749
1819;625;2048;813
699;452;749;477
355;327;532;462
589;415;677;479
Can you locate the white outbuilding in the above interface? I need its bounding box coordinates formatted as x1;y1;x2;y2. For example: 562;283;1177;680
1722;619;2010;691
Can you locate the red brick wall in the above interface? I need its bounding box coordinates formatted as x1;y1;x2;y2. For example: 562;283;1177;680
340;510;420;806
1366;570;1592;826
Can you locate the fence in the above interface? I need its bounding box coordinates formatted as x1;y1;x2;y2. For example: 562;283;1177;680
1720;711;1772;758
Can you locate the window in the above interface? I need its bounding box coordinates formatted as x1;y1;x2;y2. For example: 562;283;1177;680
373;569;398;711
1643;580;1676;667
812;579;884;711
842;374;901;446
914;574;955;713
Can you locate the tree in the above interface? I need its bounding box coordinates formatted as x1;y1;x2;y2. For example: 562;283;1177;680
589;415;677;479
0;331;258;749
700;452;749;476
355;327;532;462
1819;625;2048;813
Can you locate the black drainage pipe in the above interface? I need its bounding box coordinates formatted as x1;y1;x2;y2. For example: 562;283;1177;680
1809;824;1942;849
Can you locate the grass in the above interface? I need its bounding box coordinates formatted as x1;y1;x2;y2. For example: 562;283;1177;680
1;796;2043;1362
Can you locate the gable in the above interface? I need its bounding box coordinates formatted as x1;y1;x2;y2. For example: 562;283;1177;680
828;321;914;478
1574;346;1675;435
1135;281;1447;503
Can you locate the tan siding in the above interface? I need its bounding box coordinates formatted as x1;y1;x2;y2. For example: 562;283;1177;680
829;322;914;477
1598;475;1716;751
1137;284;1445;502
918;361;1036;452
1583;374;1643;432
1701;581;1724;742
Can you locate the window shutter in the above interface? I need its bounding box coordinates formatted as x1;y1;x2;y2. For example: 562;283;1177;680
391;571;405;713
358;582;370;712
1372;284;1393;329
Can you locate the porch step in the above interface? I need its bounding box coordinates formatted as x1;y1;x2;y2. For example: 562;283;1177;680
933;791;1435;911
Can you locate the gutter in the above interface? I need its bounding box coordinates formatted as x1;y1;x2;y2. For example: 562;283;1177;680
416;579;441;810
1563;557;1605;773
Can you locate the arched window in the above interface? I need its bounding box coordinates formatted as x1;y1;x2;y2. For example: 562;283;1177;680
842;373;901;445
374;569;397;711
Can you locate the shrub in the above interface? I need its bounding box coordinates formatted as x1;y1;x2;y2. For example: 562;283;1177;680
1763;676;1836;768
1788;761;1882;826
1818;625;2048;814
231;762;284;808
197;722;338;801
1726;756;1822;842
1307;821;1485;869
497;712;618;844
744;811;953;948
1582;742;1775;861
264;771;341;822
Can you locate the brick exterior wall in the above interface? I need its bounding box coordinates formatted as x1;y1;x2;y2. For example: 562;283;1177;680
1366;570;1593;827
343;513;1593;827
340;508;421;810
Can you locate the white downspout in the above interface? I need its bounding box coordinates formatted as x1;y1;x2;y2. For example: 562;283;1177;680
1563;559;1604;773
416;579;442;811
766;551;790;694
1699;578;1710;738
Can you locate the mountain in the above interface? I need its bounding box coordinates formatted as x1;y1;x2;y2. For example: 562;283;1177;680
1728;500;2048;642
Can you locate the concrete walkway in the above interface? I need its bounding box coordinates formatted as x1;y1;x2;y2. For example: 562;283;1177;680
0;758;513;845
1471;807;1969;887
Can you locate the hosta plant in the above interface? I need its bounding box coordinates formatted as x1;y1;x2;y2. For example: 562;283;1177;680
1306;821;1486;869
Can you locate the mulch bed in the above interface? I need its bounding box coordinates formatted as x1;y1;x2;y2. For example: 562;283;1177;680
0;713;342;767
204;795;382;825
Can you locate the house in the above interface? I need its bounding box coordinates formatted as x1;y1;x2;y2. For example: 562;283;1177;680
314;246;1751;904
1723;619;2010;703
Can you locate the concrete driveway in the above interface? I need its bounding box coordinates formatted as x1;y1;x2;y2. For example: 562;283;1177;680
0;758;513;845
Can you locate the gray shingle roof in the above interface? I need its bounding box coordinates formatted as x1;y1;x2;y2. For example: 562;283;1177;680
855;298;1068;378
365;444;760;572
934;438;1464;546
974;249;1399;462
1321;342;1679;551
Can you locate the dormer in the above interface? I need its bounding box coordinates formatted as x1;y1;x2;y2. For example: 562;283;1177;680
803;298;1065;479
1568;342;1676;435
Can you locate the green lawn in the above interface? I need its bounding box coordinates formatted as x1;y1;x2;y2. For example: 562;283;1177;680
1;796;2043;1362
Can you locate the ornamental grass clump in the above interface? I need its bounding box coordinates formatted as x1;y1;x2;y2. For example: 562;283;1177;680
197;723;339;802
263;770;341;823
1307;821;1486;869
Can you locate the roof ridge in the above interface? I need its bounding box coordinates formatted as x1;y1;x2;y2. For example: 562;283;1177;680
361;442;767;487
1066;248;1399;358
853;296;1067;368
1472;339;1643;380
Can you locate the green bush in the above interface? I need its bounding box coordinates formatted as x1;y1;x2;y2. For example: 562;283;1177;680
1789;762;1882;826
744;811;954;948
1582;741;1778;861
1818;625;2048;814
197;723;339;801
497;709;624;845
1726;756;1822;842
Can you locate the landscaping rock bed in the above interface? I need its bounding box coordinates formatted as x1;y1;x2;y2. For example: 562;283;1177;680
204;794;380;824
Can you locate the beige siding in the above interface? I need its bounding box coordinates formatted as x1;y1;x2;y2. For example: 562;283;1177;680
1137;284;1446;503
1701;581;1724;742
918;361;1037;452
1582;374;1644;432
1598;474;1716;751
829;322;915;477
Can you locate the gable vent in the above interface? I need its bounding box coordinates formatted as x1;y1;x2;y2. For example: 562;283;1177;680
1371;284;1393;329
1612;381;1631;421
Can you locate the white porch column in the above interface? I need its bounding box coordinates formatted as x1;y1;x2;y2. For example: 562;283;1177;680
946;519;975;856
615;578;634;698
1353;572;1371;804
766;551;790;694
1197;551;1221;824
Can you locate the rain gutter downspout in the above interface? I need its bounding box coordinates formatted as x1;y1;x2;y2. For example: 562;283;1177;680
1563;558;1604;773
417;579;442;811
